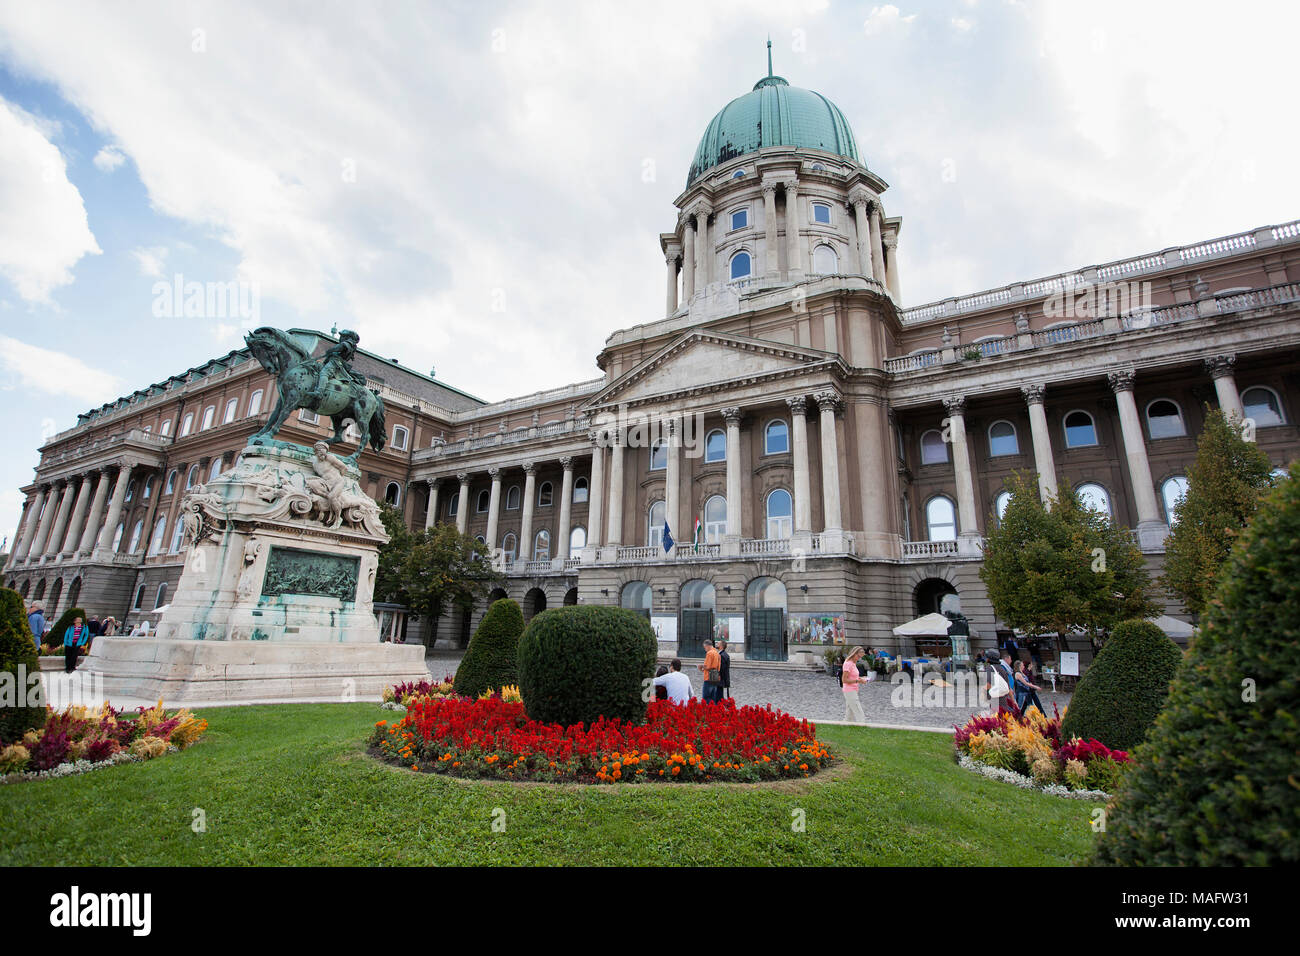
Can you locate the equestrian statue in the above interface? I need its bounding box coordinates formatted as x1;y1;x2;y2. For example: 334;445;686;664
244;327;387;462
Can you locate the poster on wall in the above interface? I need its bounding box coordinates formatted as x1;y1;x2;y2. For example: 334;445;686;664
786;613;848;646
650;614;678;644
713;616;745;646
1060;651;1079;676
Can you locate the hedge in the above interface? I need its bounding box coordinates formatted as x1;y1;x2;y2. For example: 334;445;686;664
0;587;46;743
453;598;524;699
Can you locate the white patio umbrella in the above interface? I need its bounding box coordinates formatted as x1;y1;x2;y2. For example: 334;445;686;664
1150;614;1195;639
891;612;953;637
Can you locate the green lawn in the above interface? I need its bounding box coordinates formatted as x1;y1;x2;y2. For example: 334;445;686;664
0;703;1101;865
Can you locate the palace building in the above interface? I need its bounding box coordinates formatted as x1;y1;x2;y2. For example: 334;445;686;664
7;62;1300;664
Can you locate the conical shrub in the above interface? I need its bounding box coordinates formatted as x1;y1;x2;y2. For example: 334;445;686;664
0;587;46;743
453;598;524;699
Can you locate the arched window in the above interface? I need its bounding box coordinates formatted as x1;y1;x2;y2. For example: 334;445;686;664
533;529;551;561
1242;386;1285;426
1145;399;1185;439
1161;476;1189;526
180;412;194;437
766;489;793;539
392;426;409;451
1076;482;1112;518
621;581;651;612
476;489;491;513
681;579;716;610
248;390;263;416
385;482;401;506
142;477;153;500
133;584;145;610
165;469;178;495
538;481;553;507
925;496;957;541
201;405;215;430
994;490;1012;525
705;429;726;463
988;421;1019;457
159;419;172;437
573;477;588;503
506;485;521;510
647;500;666;547
649;439;667;470
569;525;587;552
920;429;948;465
731;169;746;180
811;202;832;225
111;523;124;553
128;520;144;554
447;492;458;517
169;519;185;553
125;480;136;503
747;576;787;608
729;251;752;280
1064;410;1098;448
223;398;239;424
703;495;727;543
501;532;517;562
764;420;789;455
730;208;748;230
154;583;168;609
208;457;223;482
186;465;200;490
147;516;167;555
812;244;838;275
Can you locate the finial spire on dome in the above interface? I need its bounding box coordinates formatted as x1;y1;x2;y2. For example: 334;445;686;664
767;36;773;77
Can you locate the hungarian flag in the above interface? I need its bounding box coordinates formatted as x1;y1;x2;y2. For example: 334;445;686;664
693;517;702;552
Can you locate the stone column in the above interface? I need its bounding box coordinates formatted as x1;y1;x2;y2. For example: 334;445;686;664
485;468;502;553
784;180;802;278
787;396;812;534
850;193;874;280
59;475;94;556
30;481;66;560
557;457;574;560
1021;385;1058;503
1205;354;1243;420
607;434;624;546
883;235;901;300
13;486;47;562
1109;370;1164;540
943;396;979;537
587;434;605;550
868;202;886;287
681;215;695;300
425;480;440;530
94;463;134;555
455;472;470;535
694;204;712;288
665;253;678;315
815;392;844;532
722;407;743;537
762;183;779;277
519;462;536;561
42;480;77;559
78;469;112;555
665;418;680;554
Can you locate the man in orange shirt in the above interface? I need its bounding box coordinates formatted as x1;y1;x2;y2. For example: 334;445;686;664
699;640;723;703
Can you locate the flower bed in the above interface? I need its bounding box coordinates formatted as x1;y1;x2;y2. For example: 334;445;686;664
1;701;207;784
370;696;833;784
953;704;1129;796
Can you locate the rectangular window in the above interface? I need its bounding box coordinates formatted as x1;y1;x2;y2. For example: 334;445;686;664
812;203;831;225
730;208;748;231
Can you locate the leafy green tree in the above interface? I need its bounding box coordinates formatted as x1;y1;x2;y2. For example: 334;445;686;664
1161;407;1276;618
1094;462;1300;865
453;598;524;698
373;505;502;647
980;471;1157;652
0;587;45;743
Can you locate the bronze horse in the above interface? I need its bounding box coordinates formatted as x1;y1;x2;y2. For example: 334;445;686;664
245;327;387;462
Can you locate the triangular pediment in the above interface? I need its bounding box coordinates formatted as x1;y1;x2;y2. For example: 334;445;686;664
590;330;836;407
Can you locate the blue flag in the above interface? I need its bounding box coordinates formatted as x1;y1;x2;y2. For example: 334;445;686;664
662;521;674;553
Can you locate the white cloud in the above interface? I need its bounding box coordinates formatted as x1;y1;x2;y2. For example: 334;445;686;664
950;16;975;31
92;144;126;172
0;96;100;302
863;5;917;36
0;334;123;401
131;245;168;278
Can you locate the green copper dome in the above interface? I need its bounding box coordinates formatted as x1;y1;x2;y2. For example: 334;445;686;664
687;72;862;187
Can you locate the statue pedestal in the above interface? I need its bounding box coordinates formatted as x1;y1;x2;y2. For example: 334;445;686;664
91;443;430;702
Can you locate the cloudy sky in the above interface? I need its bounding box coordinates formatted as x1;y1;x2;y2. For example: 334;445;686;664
1;0;1297;546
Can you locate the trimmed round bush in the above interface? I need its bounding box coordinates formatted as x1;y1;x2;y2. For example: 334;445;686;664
1059;618;1183;752
453;598;524;699
1094;462;1300;865
0;587;46;744
517;605;657;728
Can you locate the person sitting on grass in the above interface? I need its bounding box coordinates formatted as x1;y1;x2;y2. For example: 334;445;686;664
653;659;693;705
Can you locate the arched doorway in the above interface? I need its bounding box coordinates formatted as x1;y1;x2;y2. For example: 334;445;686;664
523;587;547;622
620;581;651;622
746;576;788;662
678;579;715;658
487;587;508;606
563;587;578;606
914;578;958;617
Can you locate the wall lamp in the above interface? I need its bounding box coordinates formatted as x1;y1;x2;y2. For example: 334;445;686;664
601;588;609;596
723;585;732;594
800;584;809;593
658;587;666;595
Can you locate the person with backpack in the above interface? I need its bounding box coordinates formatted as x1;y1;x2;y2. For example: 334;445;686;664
841;646;867;723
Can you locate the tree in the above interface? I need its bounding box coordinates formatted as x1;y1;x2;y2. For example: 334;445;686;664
980;471;1157;652
1161;406;1276;618
0;587;45;743
1094;462;1300;865
373;505;502;647
453;598;524;698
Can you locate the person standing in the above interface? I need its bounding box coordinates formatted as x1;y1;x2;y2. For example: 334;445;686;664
841;646;867;723
699;640;722;703
62;615;90;674
1014;660;1045;716
27;602;45;651
717;640;731;700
